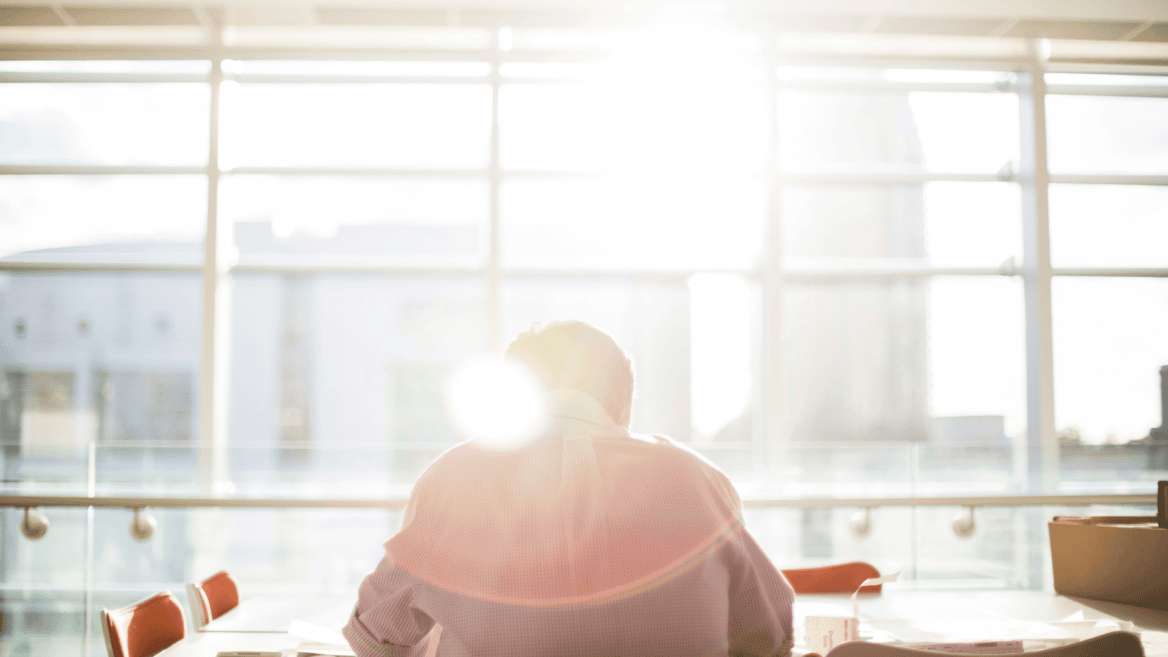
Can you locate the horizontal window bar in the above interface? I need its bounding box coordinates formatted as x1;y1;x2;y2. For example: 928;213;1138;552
225;166;488;177
0;259;201;273
0;492;1154;510
4;262;1163;280
0;71;208;83
226;74;490;84
1046;84;1168;98
1052;267;1168;277
0;46;604;63
0;164;206;175
230;260;481;276
778;79;1012;94
778;171;1011;184
0;262;1106;279
1049;174;1168;185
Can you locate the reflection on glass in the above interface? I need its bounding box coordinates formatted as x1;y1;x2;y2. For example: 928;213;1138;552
500;176;765;269
501;25;767;175
0;175;206;261
219;83;491;169
0;272;202;493
0;83;209;165
926;277;1026;445
221;175;488;265
229;274;485;493
1053;278;1168;445
1050;185;1168;267
1047;95;1168;174
780;90;1018;172
782;183;1020;265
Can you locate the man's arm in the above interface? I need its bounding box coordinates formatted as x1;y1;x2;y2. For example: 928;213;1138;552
727;528;796;657
344;553;436;657
345;484;437;657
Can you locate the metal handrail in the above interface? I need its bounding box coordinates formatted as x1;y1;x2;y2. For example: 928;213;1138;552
1;492;1155;510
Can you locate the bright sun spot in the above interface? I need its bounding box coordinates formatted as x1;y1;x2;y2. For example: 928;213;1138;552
448;357;548;449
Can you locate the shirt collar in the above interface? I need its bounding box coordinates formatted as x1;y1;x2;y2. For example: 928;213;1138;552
546;389;617;437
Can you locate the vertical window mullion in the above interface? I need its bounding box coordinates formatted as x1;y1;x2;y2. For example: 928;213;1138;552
198;32;232;494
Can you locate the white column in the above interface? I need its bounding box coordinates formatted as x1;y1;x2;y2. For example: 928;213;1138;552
486;32;503;354
760;41;786;485
197;38;233;495
1018;41;1058;494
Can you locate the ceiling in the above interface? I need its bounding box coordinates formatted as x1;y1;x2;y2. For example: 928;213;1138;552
0;0;1165;42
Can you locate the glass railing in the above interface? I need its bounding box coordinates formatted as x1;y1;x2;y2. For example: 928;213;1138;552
1;438;1161;656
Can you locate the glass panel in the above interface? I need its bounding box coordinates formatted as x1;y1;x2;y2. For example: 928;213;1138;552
781;182;1021;265
0;272;202;495
498;83;615;172
1053;278;1168;452
228;274;485;494
0;83;209;165
779;90;1018;172
745;505;913;576
0;175;206;262
1047;95;1168;174
1050;184;1168;268
219;83;491;169
222;175;489;266
500;176;765;269
780;278;1025;494
501;74;767;174
1;590;88;656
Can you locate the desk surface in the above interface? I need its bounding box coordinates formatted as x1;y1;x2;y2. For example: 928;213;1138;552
201;593;355;633
164;589;1168;656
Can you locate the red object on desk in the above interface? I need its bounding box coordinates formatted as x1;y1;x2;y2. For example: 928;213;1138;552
100;591;186;657
782;562;882;594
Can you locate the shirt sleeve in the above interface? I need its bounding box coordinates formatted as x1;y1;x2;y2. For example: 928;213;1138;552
726;524;796;657
344;488;437;657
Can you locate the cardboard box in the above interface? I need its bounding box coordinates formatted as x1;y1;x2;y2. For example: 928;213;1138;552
1049;518;1168;610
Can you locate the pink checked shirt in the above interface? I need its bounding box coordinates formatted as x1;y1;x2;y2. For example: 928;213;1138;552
345;390;794;657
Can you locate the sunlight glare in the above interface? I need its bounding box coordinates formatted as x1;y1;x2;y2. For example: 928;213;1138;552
448;356;547;449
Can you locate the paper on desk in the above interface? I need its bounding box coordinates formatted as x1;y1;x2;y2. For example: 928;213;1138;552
852;571;900;620
867;617;1135;645
289;619;356;657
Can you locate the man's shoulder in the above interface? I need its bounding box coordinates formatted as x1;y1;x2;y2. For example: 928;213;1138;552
608;433;743;512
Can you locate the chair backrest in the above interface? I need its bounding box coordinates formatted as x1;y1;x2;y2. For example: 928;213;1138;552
100;592;186;657
782;562;882;594
187;570;240;630
825;631;1145;657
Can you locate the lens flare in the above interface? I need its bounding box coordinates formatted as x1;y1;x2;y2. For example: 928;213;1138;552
448;357;547;449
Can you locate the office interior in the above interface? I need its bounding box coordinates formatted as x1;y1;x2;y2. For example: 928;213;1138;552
0;0;1167;653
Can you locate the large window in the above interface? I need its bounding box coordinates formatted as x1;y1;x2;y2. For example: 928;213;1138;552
2;18;1168;654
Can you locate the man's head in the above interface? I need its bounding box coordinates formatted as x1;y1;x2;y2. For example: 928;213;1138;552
504;321;634;428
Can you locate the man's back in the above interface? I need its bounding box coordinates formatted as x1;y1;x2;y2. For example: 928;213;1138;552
345;391;794;657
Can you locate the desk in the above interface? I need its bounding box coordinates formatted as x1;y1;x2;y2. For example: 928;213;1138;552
161;589;1168;656
796;590;1168;656
201;593;355;633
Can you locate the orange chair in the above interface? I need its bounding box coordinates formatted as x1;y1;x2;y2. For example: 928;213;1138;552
782;562;883;594
187;570;240;631
100;592;186;657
